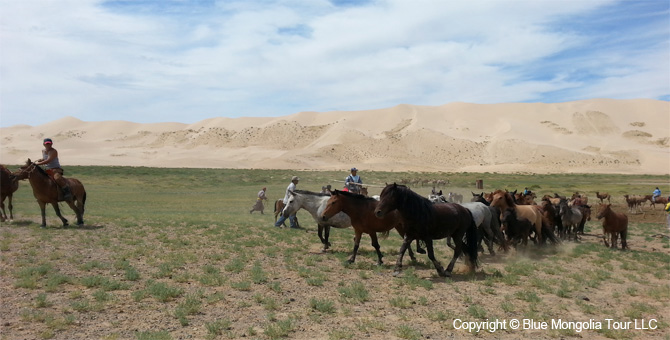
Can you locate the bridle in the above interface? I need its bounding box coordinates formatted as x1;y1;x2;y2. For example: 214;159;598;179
16;163;38;179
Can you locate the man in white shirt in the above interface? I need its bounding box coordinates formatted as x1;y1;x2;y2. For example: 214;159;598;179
275;176;301;228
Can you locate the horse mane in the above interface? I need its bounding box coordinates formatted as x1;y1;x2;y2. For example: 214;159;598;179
493;189;515;207
387;184;435;231
332;189;377;202
293;189;330;197
33;163;49;177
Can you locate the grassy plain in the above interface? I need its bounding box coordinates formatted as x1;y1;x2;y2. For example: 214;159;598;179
0;166;669;340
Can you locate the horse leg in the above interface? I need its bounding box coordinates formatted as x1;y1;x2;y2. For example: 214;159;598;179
415;240;426;254
393;236;412;276
347;230;362;264
51;203;69;227
620;230;628;250
66;200;84;226
38;201;48;228
602;230;610;247
481;224;496;255
0;198;6;222
611;232;618;249
8;194;13;221
425;239;446;277
317;225;331;252
446;236;455;250
443;237;462;277
369;233;383;266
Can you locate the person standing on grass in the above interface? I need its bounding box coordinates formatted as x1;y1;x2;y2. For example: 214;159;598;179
250;187;267;214
664;196;670;231
274;176;301;229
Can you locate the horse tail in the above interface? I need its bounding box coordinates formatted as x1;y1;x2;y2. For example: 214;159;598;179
620;228;628;249
490;211;509;252
81;191;87;215
465;211;479;268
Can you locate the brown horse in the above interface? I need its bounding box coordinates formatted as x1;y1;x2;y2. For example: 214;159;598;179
491;190;545;243
539;198;559;234
595;191;611;204
596;204;628;249
14;159;86;228
648;195;669;209
1;165;20;222
273;199;284;223
321;189;417;265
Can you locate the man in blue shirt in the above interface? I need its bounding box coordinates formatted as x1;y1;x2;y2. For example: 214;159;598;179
345;167;363;194
652;187;661;202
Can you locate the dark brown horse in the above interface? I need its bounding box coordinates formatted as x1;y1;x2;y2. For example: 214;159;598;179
374;183;479;277
321;189;418;265
501;207;533;249
14;159;86;228
1;165;20;222
596;204;628;249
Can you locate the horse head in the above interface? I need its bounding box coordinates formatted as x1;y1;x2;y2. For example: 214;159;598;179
596;204;611;219
375;183;401;218
282;190;300;217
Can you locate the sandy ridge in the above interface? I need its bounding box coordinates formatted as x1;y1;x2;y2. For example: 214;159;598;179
1;99;668;174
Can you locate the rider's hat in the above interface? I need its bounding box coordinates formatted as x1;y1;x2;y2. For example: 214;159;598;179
43;138;53;144
350;167;358;171
291;176;299;181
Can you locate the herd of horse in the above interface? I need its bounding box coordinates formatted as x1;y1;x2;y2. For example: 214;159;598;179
0;160;650;278
275;183;636;278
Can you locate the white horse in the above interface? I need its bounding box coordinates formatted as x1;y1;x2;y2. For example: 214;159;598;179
558;199;582;240
459;202;507;255
282;190;351;252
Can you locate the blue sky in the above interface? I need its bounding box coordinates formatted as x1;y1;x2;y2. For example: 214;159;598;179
1;0;668;127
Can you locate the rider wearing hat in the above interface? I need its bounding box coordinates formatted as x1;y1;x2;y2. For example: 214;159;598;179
35;138;72;201
274;176;301;229
345;167;363;194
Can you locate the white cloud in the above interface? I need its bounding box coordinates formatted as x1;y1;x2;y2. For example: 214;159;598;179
0;0;667;127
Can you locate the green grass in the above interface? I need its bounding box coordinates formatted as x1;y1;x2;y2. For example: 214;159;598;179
2;166;669;340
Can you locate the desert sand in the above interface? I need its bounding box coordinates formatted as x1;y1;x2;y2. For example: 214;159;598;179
1;98;668;175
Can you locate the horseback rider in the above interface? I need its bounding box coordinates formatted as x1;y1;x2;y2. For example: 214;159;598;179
345;167;363;194
652;187;661;202
35;138;72;201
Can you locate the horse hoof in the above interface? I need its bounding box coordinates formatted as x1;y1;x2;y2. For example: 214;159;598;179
392;271;402;277
417;248;426;254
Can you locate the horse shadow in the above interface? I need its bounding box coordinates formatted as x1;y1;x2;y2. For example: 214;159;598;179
0;219;34;227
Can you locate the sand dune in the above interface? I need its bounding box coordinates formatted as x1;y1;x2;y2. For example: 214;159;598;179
1;99;668;175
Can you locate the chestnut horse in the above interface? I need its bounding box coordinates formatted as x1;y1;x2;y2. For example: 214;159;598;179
321;189;419;265
374;183;479;277
596;204;628;249
14;159;86;227
595;191;611;204
1;165;20;222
